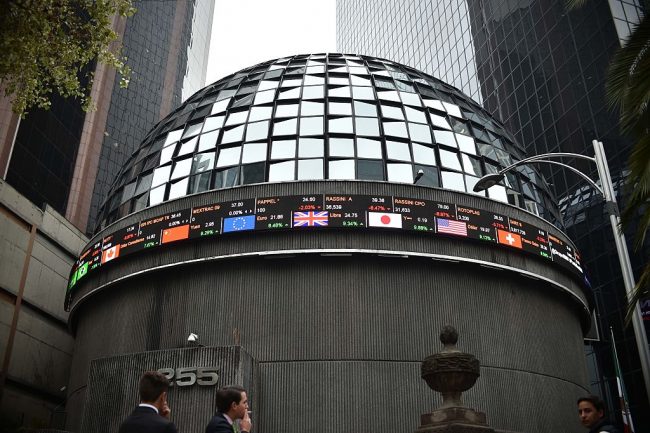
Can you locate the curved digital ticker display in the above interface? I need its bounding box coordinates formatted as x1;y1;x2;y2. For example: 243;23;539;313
67;193;585;293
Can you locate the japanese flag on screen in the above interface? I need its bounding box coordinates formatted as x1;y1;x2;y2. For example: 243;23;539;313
368;211;402;228
101;244;120;263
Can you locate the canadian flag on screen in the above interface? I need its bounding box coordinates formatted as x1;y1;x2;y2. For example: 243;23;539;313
368;211;403;228
101;244;120;263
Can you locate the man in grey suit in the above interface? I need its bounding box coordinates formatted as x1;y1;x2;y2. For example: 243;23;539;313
205;385;252;433
119;371;178;433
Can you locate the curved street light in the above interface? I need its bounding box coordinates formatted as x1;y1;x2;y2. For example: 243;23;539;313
474;140;650;403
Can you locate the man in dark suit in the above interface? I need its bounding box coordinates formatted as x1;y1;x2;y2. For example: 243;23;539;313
119;370;178;433
205;385;252;433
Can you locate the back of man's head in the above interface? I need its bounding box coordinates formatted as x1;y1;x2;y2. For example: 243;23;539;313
139;371;170;403
216;385;246;413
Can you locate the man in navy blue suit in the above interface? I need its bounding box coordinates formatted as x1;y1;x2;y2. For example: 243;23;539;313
119;371;178;433
205;385;252;433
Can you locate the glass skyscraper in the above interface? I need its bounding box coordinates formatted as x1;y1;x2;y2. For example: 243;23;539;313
337;0;649;427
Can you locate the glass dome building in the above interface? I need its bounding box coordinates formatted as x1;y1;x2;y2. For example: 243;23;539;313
96;53;560;232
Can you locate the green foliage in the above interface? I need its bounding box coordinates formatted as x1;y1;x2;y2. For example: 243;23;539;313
0;0;136;116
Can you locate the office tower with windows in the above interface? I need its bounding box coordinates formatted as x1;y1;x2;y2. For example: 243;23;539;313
337;0;649;427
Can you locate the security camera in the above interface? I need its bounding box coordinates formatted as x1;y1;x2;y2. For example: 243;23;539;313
187;333;198;343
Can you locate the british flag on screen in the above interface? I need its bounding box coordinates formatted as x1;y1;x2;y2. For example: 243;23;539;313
293;211;329;227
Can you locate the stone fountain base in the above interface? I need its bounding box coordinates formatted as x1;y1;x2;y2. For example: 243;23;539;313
417;406;494;433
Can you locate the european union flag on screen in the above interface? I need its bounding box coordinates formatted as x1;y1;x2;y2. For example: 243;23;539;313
223;215;256;233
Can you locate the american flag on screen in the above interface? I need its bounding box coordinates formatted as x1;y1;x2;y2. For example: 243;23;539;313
436;218;468;237
293;211;329;227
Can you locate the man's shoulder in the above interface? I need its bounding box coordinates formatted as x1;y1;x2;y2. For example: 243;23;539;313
119;407;177;433
206;412;232;433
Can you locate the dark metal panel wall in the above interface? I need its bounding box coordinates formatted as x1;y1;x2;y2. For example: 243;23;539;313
80;346;258;433
66;254;589;433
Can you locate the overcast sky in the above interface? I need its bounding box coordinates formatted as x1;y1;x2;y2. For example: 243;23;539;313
206;0;337;84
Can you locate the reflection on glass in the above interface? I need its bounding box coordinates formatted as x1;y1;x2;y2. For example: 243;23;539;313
281;78;302;88
278;87;301;99
273;118;297;136
383;121;408;138
354;101;377;117
300;117;323;135
211;99;230;115
387;163;413;183
329;138;354;157
135;173;153;195
413;165;440;187
299;138;324;158
270;140;296;160
434;130;457;148
203;115;225;132
216;146;242;167
351;75;371;86
488;184;508;203
149;184;166;206
377;90;400;102
182;122;203;139
409;123;432;143
301;101;324;116
329;102;352;115
441;170;465;192
258;80;279;91
164;128;183;146
248;106;273;122
269;160;295;181
412;143;436;165
400;92;421;106
429;113;451;130
245;120;269;141
304;75;325;86
215;167;239;189
225;110;249;126
192;152;215;174
439;149;462;170
159;143;177;165
329;77;349;86
152;165;172;187
189;172;211;195
242;142;268;164
329;86;351;98
357;159;384;180
456;134;476;155
168;177;189;200
352;86;375;100
464;176;483;196
404;106;426;123
275;104;299;117
329;117;353;134
355;117;380;136
356;138;382;158
381;105;404;119
221;125;245;143
254;89;276;104
423;99;446;112
178;137;198;156
171;158;192;180
302;86;324;99
329;159;355;179
297;158;324;180
386;140;411;161
461;154;482;176
241;162;265;185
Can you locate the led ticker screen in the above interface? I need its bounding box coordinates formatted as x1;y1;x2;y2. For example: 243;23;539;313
68;193;585;291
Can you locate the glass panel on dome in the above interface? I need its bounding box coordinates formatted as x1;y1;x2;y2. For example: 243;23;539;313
248;106;273;122
352;86;375;100
413;164;440;187
465;176;484;196
269;160;295;181
177;137;198;156
434;130;457;148
423;99;446;112
203;115;225;132
149;184;166;206
404;106;426;123
300;117;324;136
350;75;371;86
400;92;422;106
381;105;404;120
488;184;508;203
383;121;408;138
278;87;301;100
241;162;266;185
329;102;352;115
258;80;279;91
214;167;239;189
328;117;353;134
271;139;296;159
135;173;153;195
211;98;230;115
301;101;324;116
412;143;436;165
304;75;325;86
216;146;242;167
441;170;465;192
387;163;414;183
328;86;351;98
164;128;183;146
429;113;451;130
275;104;299;118
386;140;411;161
461;154;482;176
298;138;324;158
354;101;377;117
328;77;349;86
273;118;297;136
192;152;215;174
306;65;325;74
355;117;380;136
377;90;400;102
455;134;476;155
254;89;276;104
223;124;247;144
281;78;302;88
242;142;268;163
349;66;368;75
198;130;220;152
409;123;432;143
121;182;136;204
329;159;356;180
357;159;384;180
297;158;324;180
168;177;189;200
329;138;354;157
159;143;177;165
443;102;463;118
356;138;382;159
302;86;324;99
152;165;172;187
226;110;249;126
171;158;193;180
245;120;269;141
439;149;462;171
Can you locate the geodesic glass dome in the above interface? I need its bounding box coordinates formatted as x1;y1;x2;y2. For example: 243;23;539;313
96;53;561;231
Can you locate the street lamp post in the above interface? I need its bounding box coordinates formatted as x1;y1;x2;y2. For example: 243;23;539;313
473;139;650;403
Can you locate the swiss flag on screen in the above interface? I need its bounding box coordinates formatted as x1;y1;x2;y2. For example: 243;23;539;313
497;229;522;249
101;244;121;263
